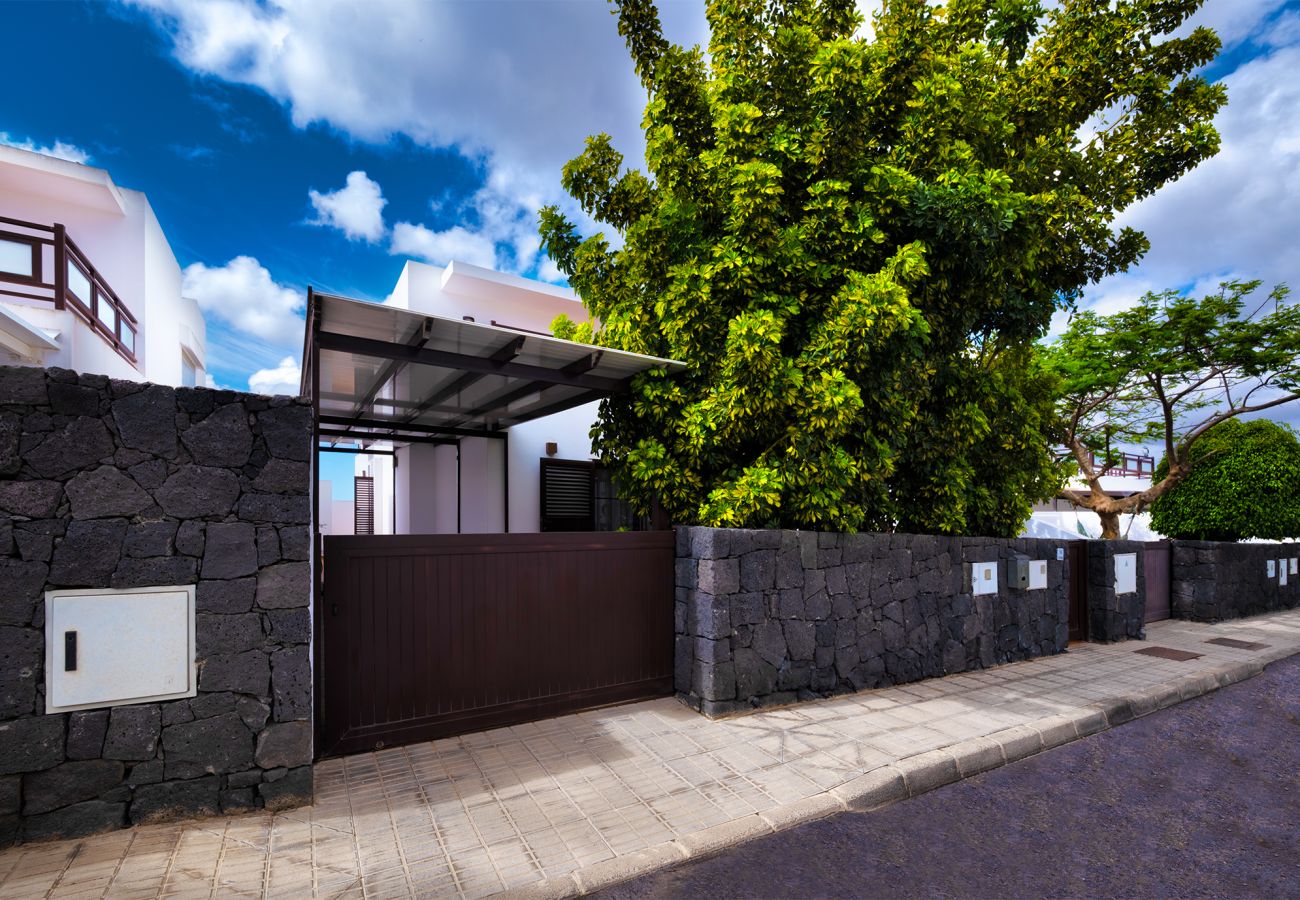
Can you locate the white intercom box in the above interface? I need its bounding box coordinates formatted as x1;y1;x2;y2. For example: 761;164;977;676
970;561;998;596
1029;560;1048;590
1114;553;1138;595
45;585;196;714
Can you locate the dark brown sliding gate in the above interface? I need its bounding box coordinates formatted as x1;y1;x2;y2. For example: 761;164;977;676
1143;541;1171;623
316;531;675;758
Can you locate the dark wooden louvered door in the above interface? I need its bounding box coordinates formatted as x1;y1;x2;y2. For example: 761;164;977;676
354;475;374;535
540;459;595;531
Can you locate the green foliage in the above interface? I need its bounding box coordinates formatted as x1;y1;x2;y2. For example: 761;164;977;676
1046;281;1300;459
541;0;1225;534
1149;419;1300;541
1043;280;1300;537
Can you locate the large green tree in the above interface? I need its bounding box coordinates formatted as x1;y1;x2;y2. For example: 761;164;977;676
1045;281;1300;538
541;0;1225;535
1148;419;1300;541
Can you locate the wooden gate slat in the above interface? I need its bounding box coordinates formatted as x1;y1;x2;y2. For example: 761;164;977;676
317;531;676;758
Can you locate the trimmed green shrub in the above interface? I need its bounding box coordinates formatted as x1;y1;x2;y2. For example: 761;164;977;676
1150;419;1300;541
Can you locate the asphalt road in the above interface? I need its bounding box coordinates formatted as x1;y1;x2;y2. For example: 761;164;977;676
599;654;1300;900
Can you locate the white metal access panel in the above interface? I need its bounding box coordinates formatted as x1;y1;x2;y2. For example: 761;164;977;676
45;585;196;713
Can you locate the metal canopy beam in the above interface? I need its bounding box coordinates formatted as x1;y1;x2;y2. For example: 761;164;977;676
331;317;433;447
318;428;455;447
400;334;525;426
441;350;605;428
512;388;609;423
316;330;631;394
318;413;505;440
317;444;399;456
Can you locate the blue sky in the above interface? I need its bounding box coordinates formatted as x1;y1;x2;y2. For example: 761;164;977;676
3;0;1299;464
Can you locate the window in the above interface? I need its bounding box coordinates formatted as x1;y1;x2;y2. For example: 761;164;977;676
96;293;117;334
66;259;91;305
354;475;375;535
0;236;37;280
540;459;595;532
121;322;136;356
181;355;196;387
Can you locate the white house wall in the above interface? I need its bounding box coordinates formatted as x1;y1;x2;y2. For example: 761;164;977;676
459;437;505;533
331;499;356;536
141;197;204;387
377;259;608;535
507;401;599;533
0;147;204;387
395;443;454;534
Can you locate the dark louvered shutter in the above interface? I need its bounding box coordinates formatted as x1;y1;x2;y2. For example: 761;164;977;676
354;475;374;535
540;460;595;531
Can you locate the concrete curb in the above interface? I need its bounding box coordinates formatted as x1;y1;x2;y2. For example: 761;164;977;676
498;651;1293;898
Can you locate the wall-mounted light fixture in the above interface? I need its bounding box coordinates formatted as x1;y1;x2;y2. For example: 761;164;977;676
545;442;558;456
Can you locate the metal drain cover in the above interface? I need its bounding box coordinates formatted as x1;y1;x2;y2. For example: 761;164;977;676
1205;637;1270;651
1134;646;1203;662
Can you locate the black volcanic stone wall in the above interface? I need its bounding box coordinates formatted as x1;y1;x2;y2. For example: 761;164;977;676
674;527;1072;716
0;366;312;847
1171;540;1300;621
1083;540;1146;642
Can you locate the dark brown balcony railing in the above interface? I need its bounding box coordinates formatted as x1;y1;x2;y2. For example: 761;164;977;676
0;215;138;364
1089;451;1155;478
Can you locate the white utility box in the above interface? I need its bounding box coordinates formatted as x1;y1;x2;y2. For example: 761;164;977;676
1114;553;1137;595
45;585;196;714
971;561;998;596
1029;560;1048;590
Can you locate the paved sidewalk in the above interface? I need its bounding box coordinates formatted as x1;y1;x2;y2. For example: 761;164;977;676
2;610;1298;899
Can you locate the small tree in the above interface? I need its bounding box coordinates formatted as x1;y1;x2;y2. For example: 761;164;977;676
1149;419;1300;541
1046;281;1300;538
541;0;1226;534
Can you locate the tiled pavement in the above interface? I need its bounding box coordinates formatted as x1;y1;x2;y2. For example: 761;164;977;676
3;609;1298;899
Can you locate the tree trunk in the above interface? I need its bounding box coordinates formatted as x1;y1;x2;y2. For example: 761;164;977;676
1098;510;1121;540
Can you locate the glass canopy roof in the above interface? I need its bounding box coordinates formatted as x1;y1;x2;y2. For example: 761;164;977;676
302;290;686;446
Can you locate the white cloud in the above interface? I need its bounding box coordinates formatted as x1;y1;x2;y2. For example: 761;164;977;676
389;169;550;274
0;132;91;164
248;355;301;396
1083;41;1300;312
308;170;387;242
391;221;496;270
1178;0;1290;46
181;255;303;345
126;0;708;274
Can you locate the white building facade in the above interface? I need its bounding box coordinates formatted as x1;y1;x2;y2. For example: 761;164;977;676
326;260;605;536
0;146;205;387
1025;451;1162;540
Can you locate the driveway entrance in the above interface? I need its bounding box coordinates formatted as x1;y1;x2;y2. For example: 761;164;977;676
316;531;675;758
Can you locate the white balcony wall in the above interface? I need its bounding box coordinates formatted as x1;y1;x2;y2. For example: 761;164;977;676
0;146;204;386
